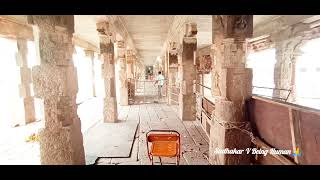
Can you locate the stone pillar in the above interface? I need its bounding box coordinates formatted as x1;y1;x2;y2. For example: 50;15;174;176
116;40;128;106
168;67;178;105
16;38;36;125
84;49;96;97
97;21;118;123
168;50;178;105
27;15;85;165
209;15;253;165
126;50;134;79
178;23;197;121
273;39;303;102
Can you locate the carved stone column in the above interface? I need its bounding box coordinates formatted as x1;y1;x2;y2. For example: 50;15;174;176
168;47;178;105
84;49;96;97
116;40;128;106
126;50;134;79
209;15;253;165
97;21;118;123
178;23;197;121
27;15;85;165
16;38;36;125
273;38;303;102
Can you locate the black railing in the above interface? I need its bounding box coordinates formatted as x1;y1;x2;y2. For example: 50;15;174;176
252;86;291;102
194;83;211;90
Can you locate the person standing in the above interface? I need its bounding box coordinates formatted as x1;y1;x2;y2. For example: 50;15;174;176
155;71;165;98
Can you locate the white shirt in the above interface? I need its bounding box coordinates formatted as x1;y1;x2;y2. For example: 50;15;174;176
156;74;165;86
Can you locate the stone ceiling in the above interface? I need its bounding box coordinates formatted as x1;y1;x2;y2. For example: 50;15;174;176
118;15;174;65
73;15;282;66
3;15;317;66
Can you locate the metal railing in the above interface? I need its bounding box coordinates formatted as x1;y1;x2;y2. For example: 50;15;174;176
131;79;168;104
252;86;291;102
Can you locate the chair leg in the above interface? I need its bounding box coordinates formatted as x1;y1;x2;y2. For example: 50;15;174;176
159;157;162;165
176;156;180;165
151;156;154;165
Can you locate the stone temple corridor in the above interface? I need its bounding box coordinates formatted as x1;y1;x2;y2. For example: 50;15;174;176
0;15;320;165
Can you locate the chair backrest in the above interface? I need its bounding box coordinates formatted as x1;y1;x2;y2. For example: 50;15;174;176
147;134;180;142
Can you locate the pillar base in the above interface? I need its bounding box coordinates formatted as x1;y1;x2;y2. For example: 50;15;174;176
104;97;118;123
39;117;85;165
209;120;252;165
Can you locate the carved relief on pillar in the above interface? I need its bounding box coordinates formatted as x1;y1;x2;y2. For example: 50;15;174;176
184;22;197;37
213;15;253;40
197;55;212;74
221;39;247;68
168;52;178;67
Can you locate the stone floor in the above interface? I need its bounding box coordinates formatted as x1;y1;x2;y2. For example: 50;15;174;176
0;98;210;165
95;103;210;165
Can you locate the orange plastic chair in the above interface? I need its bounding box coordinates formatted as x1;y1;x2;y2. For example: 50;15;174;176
146;130;181;165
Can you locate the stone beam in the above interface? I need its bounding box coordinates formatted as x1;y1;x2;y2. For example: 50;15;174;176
73;35;99;52
0;17;33;40
209;15;253;165
27;15;85;165
97;20;118;123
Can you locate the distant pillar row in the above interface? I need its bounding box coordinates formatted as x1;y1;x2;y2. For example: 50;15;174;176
27;15;85;165
96;20;118;123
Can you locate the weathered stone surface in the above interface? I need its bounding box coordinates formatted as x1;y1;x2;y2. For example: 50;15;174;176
217;68;252;101
32;65;78;99
209;123;251;165
213;15;253;40
39;117;85;165
28;15;85;165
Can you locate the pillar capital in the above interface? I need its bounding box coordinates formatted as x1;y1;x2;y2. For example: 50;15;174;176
96;21;111;35
184;22;197;37
84;49;95;58
213;15;253;41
